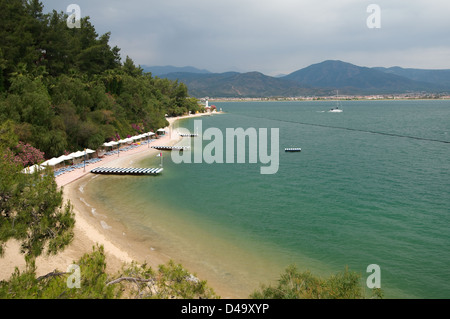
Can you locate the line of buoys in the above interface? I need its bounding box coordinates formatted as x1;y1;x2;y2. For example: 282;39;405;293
237;114;450;145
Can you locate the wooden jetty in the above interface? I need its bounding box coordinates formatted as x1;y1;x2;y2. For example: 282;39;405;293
91;167;163;175
285;148;302;152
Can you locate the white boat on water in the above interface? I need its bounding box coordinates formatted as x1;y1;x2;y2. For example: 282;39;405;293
329;107;343;113
329;90;343;113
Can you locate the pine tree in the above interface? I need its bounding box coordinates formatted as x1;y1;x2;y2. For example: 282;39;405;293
0;149;75;264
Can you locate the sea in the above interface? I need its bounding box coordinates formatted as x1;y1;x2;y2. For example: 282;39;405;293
82;100;450;298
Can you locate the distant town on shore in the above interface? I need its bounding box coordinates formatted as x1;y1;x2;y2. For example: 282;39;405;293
204;93;450;102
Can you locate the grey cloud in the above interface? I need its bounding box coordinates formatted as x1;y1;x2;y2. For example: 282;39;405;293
41;0;450;74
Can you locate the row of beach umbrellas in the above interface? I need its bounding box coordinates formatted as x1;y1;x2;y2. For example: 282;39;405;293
102;132;156;148
22;130;164;174
22;149;96;174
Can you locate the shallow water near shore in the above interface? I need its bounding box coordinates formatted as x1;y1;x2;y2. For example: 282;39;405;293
84;100;450;298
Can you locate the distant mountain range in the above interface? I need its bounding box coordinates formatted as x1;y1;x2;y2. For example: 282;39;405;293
141;65;211;76
157;71;329;98
372;66;450;87
144;60;450;97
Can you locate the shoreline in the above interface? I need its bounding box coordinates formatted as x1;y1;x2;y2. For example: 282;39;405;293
0;112;236;297
207;96;450;102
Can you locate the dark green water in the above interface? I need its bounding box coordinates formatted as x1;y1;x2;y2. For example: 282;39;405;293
84;100;450;298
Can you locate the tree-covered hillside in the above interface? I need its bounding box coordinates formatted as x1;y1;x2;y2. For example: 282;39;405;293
0;0;202;159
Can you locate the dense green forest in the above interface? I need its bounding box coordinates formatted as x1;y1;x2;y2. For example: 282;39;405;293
0;0;202;160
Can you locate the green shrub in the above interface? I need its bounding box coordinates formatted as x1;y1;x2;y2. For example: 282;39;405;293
250;265;383;299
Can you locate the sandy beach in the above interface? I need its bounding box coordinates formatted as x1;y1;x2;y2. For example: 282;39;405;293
0;112;225;294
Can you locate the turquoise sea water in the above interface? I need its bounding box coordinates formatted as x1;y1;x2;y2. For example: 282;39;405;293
84;100;450;298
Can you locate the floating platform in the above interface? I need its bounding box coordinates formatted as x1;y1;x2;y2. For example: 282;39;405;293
285;148;302;152
91;167;163;175
179;133;198;137
151;145;190;151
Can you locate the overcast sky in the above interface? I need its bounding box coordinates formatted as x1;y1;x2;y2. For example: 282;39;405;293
41;0;450;75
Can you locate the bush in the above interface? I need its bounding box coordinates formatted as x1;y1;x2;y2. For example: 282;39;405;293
0;245;218;299
250;265;383;299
